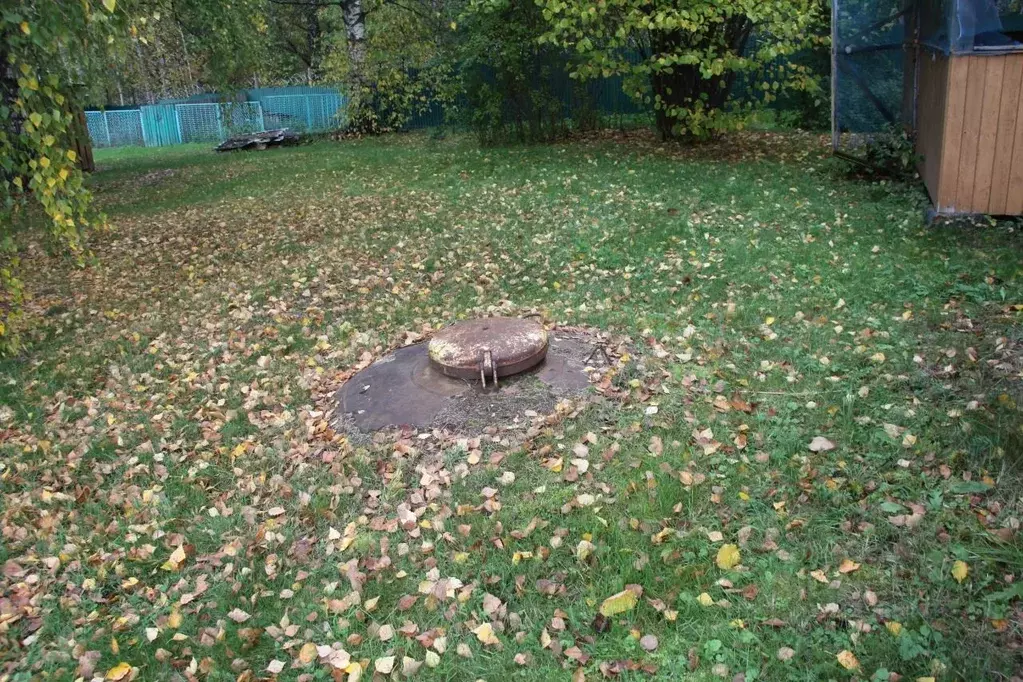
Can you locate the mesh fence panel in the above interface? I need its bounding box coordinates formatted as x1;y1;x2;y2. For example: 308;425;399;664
833;0;907;145
318;94;347;129
89;110;145;147
261;95;344;132
263;96;313;132
222;102;265;135
175;103;224;143
85;111;111;148
261;96;310;132
836;49;904;133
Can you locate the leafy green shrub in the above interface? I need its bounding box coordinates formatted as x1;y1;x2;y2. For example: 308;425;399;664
452;0;580;145
537;0;828;140
851;125;921;182
770;37;832;131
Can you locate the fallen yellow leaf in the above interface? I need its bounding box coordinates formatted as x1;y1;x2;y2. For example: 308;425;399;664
512;550;533;564
836;650;859;670
886;621;903;636
599;589;638;617
298;642;318;664
161;545;187;571
105;662;132;681
576;539;596;562
952;560;969;583
697;592;715;606
474;622;499;645
716;544;741;570
339;521;357;552
838;559;860;574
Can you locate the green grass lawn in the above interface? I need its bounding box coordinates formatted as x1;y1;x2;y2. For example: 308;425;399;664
2;131;1022;681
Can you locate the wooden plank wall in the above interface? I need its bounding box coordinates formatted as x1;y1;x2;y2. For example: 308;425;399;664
922;51;1023;215
916;51;948;202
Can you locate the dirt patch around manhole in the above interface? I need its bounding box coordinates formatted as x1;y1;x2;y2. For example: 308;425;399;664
331;326;627;442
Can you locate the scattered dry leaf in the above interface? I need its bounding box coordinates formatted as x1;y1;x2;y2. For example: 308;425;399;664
716;544;741;570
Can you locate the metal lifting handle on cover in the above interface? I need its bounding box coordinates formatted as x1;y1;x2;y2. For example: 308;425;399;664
479;348;498;388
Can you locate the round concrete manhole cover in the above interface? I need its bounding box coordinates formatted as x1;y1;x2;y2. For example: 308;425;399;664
428;317;548;385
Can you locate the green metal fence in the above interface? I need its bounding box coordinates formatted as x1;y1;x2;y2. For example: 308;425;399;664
85;87;348;148
85;52;820;150
84;78;646;149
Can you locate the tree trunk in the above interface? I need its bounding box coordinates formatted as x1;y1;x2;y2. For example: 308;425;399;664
342;0;377;133
178;23;195;93
0;42;21;187
306;7;320;82
343;0;366;77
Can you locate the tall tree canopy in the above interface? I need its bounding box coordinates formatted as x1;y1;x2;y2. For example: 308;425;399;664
86;0;287;105
278;0;456;132
80;0;455;128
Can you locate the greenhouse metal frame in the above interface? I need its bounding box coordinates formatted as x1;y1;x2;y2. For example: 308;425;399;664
832;0;1023;215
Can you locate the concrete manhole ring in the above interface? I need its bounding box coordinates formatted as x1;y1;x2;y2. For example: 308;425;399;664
333;323;618;437
429;317;549;385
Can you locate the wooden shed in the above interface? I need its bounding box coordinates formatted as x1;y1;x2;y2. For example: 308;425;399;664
833;0;1023;217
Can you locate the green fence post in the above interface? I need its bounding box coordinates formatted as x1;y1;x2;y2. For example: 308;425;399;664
216;105;225;140
256;102;265;132
305;97;313;131
138;109;150;147
103;111;112;146
174;106;184;144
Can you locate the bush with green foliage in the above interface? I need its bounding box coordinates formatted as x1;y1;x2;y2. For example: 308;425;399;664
321;0;455;134
851;125;921;183
452;0;584;144
537;0;827;140
771;26;831;131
